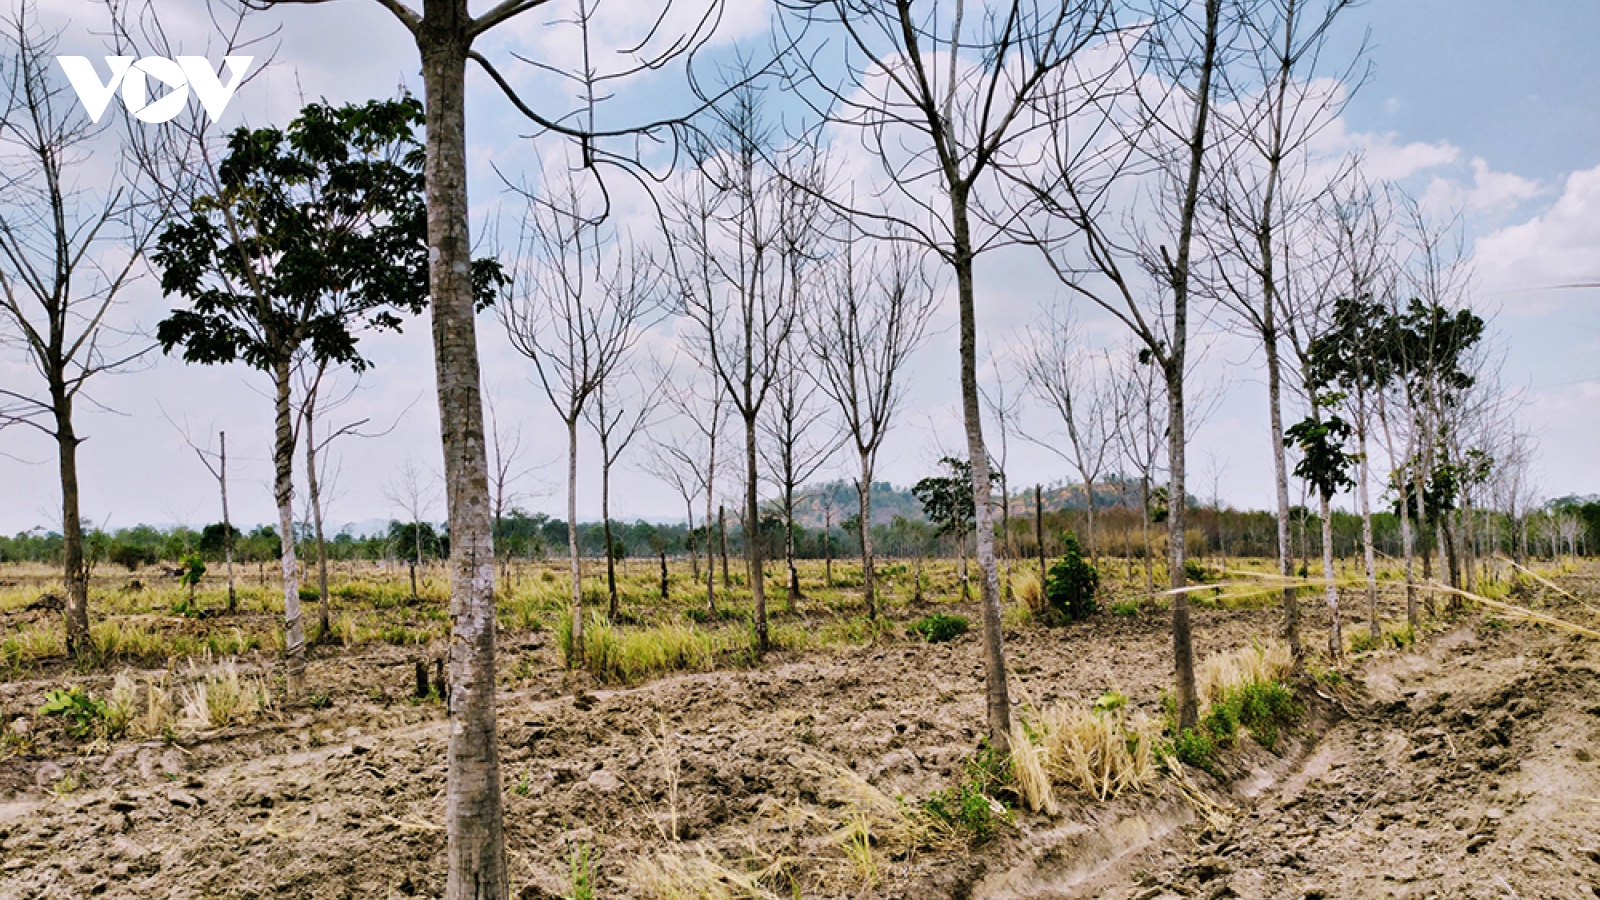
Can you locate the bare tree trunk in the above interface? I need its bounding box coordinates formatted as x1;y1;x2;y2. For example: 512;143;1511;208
1140;475;1155;599
823;504;833;587
705;471;717;615
719;505;730;590
603;460;617;621
49;381;91;657
273;358;305;698
659;548;669;601
858;451;876;618
1166;363;1197;730
421;24;507;898
745;418;768;652
952;199;1010;752
685;499;700;584
1265;331;1300;662
305;388;331;641
565;417;583;664
998;472;1012;599
221;431;236;614
1321;492;1341;657
1356;414;1378;642
784;484;800;610
1036;484;1047;575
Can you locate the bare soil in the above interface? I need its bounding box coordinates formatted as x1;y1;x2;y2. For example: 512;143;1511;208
2;572;1597;900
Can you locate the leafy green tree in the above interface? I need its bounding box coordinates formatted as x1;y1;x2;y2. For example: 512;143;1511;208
913;457;980;598
1285;394;1357;656
154;96;497;696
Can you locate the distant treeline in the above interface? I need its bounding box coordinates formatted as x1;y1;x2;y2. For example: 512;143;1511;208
4;494;1595;568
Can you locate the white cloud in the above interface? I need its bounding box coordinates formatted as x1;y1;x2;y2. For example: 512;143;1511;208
1473;163;1600;303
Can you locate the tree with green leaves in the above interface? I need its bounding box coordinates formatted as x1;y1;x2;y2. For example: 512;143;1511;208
1285;393;1356;657
913;456;980;599
154;96;467;697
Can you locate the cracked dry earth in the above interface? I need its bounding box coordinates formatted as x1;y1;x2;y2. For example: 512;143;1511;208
1074;592;1600;900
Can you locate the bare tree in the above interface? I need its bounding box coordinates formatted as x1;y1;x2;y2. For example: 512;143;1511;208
165;413;239;613
779;0;1116;750
0;7;164;655
981;347;1023;597
385;457;441;602
502;170;652;664
1020;310;1116;567
486;392;538;590
1011;0;1229;730
233;0;750;889
759;337;836;610
1202;0;1360;662
586;364;664;620
661;361;729;615
669;83;822;653
1110;344;1167;599
807;232;935;618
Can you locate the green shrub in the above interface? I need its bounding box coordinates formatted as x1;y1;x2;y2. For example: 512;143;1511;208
922;744;1011;844
1183;559;1215;584
39;687;113;739
1043;534;1098;624
1171;727;1216;773
910;613;969;643
1109;599;1139;617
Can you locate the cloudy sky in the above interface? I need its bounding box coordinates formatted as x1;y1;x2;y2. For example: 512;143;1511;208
1;0;1596;535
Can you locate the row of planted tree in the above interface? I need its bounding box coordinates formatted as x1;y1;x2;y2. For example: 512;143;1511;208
0;1;1550;895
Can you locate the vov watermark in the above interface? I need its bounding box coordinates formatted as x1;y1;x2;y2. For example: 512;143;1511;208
56;56;253;124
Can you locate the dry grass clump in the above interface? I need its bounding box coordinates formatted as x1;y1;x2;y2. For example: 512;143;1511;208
1011;694;1161;810
179;658;273;731
1197;638;1291;705
628;848;780;900
1013;569;1046;617
2;622;64;669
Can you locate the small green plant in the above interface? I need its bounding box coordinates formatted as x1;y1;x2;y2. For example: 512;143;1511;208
922;779;1004;843
910;612;969;643
511;771;532;797
1093;690;1129;713
566;840;596;900
308;693;333;710
1171;727;1217;773
38;686;113;739
1109;599;1139;617
1043;534;1098;624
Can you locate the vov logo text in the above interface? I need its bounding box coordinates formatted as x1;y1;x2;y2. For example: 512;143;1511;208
56;56;253;124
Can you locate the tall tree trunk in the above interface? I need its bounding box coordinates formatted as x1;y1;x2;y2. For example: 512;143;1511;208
565;418;582;664
273;358;305;698
719;505;730;590
745;417;767;653
784;485;800;610
220;431;237;614
659;548;669;601
998;472;1012;599
1321;492;1341;657
704;468;716;615
421;22;508;898
823;504;833;587
1036;484;1047;576
1398;458;1417;628
602;459;617;621
1166;363;1197;730
1162;0;1219;734
305;388;331;641
1140;475;1155;599
685;500;700;584
950;191;1010;752
1356;413;1378;642
858;451;876;619
54;389;90;657
1441;516;1461;601
1264;331;1300;663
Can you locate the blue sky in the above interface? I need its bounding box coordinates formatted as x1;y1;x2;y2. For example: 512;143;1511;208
1;0;1596;534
